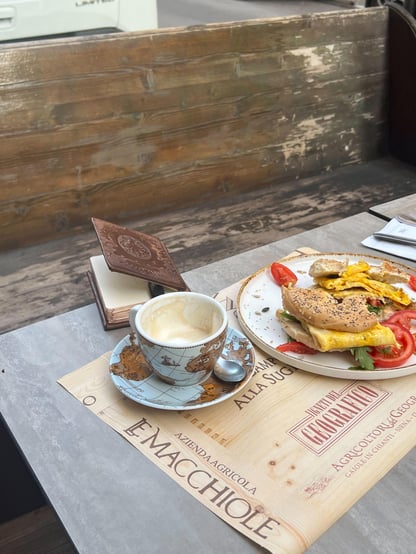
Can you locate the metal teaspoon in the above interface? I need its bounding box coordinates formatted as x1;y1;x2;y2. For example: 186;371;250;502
214;357;247;383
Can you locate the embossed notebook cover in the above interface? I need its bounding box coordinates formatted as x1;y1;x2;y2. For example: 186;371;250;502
89;218;188;329
92;218;188;291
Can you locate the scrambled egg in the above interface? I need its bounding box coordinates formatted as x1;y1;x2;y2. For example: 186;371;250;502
314;261;412;307
304;322;397;351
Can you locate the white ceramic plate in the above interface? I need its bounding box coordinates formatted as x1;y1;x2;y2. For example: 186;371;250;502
109;327;255;410
237;253;416;380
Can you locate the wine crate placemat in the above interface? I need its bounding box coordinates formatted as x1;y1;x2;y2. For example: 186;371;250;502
58;249;416;553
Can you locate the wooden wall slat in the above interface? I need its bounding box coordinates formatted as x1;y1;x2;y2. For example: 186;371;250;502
0;74;386;200
0;11;387;80
0;35;387;136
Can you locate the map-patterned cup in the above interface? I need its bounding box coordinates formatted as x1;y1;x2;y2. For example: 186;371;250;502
129;292;228;386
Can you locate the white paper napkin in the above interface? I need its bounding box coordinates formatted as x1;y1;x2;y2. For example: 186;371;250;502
362;217;416;262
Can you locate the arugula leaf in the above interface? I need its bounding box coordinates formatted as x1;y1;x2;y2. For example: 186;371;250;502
279;310;299;323
367;304;382;315
350;347;375;371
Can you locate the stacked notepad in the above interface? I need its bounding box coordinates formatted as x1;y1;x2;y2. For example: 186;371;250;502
362;217;416;262
88;254;152;327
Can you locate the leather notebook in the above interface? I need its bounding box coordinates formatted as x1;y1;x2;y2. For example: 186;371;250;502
88;218;189;330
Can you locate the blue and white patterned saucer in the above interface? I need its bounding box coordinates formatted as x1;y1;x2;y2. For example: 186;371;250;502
109;327;255;410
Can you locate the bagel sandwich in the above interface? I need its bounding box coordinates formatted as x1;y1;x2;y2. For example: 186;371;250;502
276;286;397;353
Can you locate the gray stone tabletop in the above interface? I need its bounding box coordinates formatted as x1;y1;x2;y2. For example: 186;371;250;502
0;212;415;554
369;193;416;221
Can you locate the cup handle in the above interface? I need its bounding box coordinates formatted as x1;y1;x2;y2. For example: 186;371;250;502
129;304;142;336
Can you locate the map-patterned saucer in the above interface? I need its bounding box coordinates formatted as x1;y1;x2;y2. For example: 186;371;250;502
109;327;255;410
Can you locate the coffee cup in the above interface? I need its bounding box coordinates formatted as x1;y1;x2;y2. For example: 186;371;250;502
129;291;228;386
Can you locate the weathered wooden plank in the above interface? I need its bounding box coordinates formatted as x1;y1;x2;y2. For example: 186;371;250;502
0;72;386;203
2;158;416;335
0;108;387;251
1;137;387;250
0;36;387;140
0;65;386;155
0;11;388;84
0;17;387;125
0;10;389;249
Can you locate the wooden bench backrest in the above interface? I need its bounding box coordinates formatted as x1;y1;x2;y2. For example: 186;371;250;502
0;9;388;249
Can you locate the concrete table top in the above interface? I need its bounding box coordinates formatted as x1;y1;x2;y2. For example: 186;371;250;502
1;212;415;554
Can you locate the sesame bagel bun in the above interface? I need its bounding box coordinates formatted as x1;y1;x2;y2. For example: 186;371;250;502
281;286;378;333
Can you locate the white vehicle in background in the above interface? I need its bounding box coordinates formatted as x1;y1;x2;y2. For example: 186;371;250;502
0;0;158;42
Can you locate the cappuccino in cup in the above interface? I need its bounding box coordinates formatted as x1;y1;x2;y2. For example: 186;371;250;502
129;292;228;386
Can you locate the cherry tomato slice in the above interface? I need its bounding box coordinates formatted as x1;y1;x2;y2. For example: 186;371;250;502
384;309;416;330
369;321;415;368
270;262;297;287
276;341;317;354
409;275;416;292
